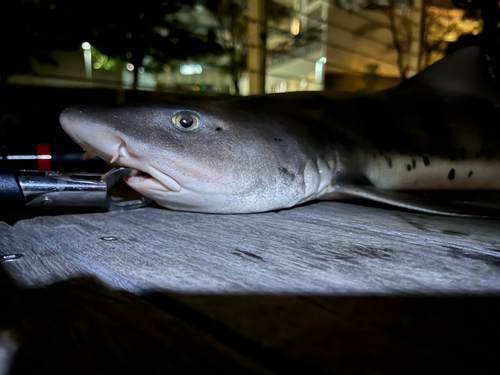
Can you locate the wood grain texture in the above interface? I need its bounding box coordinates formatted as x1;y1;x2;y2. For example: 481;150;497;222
3;201;500;294
2;202;500;374
0;222;86;287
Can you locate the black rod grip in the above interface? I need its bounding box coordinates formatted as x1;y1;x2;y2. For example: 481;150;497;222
0;170;25;206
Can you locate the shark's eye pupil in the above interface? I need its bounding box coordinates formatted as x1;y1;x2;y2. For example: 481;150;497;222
179;117;194;128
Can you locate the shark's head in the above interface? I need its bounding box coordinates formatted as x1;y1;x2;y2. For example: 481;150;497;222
60;98;334;213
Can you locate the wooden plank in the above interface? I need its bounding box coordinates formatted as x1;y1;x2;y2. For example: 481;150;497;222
2;203;500;374
0;222;87;288
6;201;500;294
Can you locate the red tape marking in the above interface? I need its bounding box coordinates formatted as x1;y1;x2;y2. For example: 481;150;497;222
37;143;51;171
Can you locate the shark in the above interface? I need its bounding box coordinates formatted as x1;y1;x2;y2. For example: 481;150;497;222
60;46;500;217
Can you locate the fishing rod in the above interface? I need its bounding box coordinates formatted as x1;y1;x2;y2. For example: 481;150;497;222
0;167;152;211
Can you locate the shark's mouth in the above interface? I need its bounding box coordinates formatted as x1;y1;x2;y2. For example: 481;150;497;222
102;140;180;192
120;164;181;193
86;142;182;193
123;170;153;182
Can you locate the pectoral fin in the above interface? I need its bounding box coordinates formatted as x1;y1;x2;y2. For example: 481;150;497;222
335;184;500;218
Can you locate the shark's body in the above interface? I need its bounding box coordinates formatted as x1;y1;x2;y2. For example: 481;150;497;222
60;47;500;217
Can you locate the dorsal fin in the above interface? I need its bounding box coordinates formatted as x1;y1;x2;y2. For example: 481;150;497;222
395;46;500;106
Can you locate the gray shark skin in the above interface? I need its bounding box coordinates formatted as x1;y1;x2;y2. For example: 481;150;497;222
60;46;500;217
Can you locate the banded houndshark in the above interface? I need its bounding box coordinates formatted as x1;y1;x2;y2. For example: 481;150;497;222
60;46;500;217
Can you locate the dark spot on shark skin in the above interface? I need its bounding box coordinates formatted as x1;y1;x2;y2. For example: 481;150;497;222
274;138;283;142
459;147;467;159
216;127;222;131
448;168;455;180
442;230;470;236
406;164;411;172
423;156;430;166
412;159;416;169
232;249;264;261
279;167;296;181
468;170;473;177
385;156;392;168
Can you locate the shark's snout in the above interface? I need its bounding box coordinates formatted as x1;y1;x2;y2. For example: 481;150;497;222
59;105;123;164
59;104;182;196
59;105;87;132
59;106;95;145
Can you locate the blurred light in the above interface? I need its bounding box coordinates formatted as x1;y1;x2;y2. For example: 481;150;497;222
280;80;287;92
163;65;171;72
300;79;308;89
290;18;300;36
83;44;92;79
315;58;327;85
126;63;134;71
138;66;145;73
193;85;200;91
6;155;51;160
199;85;206;92
180;64;203;75
104;60;115;70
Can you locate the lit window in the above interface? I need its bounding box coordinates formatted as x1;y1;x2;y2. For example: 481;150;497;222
290;18;300;36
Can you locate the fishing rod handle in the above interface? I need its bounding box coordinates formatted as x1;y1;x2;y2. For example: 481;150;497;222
0;169;25;206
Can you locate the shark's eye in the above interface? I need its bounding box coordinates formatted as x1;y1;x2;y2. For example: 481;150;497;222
173;113;200;131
